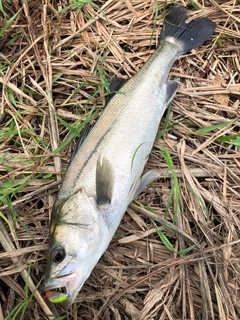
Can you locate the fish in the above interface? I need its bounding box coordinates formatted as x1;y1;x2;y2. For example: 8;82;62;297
44;4;216;309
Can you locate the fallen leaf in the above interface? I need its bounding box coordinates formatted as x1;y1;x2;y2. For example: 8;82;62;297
213;73;230;106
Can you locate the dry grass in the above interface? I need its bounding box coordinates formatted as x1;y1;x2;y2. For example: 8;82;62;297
0;0;240;319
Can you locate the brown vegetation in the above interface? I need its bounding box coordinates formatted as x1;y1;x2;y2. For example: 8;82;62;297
0;0;239;319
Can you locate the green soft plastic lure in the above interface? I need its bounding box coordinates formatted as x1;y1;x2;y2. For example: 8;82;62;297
46;290;68;303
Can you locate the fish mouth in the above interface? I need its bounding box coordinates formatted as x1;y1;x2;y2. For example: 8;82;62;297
45;269;77;288
45;259;87;308
45;272;79;306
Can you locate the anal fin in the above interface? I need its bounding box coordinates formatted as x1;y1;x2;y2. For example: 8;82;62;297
165;79;180;106
129;170;160;204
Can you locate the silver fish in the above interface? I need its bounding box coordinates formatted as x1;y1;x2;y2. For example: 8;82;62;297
44;5;216;308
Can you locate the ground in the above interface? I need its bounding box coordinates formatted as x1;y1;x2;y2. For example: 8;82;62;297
0;0;240;319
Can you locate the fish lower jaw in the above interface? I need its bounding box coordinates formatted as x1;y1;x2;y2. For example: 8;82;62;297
45;275;75;304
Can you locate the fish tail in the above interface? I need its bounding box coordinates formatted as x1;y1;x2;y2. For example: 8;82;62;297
159;5;216;55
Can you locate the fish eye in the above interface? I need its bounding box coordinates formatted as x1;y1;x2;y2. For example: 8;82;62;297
50;248;65;263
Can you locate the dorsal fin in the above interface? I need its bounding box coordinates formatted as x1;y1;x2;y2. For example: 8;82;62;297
109;77;127;92
105;77;128;104
70;124;92;163
96;156;113;205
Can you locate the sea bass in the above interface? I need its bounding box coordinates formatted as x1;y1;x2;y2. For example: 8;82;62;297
45;5;216;308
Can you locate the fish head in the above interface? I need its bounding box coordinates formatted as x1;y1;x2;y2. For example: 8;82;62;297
44;188;110;308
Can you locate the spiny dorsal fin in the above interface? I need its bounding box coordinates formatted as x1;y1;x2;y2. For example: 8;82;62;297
96;156;113;205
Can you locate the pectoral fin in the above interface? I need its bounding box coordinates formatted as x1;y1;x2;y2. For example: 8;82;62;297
129;170;160;204
96;156;113;205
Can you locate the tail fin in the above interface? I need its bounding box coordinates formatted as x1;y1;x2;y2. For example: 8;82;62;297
159;5;216;54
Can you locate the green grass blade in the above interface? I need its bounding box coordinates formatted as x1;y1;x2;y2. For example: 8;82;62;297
189;0;200;10
195;121;232;134
230;138;240;147
190;188;209;219
0;152;8;164
0;211;14;237
151;219;175;252
54;113;81;137
160;146;179;223
17;219;37;244
218;134;240;143
156;102;172;139
53;109;100;154
149;1;159;48
178;245;195;255
0;8;21;37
